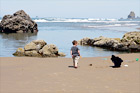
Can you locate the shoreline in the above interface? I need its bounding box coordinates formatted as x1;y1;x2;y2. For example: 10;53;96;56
1;52;140;58
0;53;140;93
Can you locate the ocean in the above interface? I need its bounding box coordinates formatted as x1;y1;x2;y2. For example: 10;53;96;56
0;18;140;57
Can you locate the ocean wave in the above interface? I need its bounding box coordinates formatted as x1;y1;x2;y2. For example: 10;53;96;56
87;23;138;28
0;18;139;23
88;24;122;28
123;24;138;26
33;19;47;22
33;18;90;22
32;18;140;23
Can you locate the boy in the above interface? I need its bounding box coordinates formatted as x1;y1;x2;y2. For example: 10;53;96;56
70;40;80;68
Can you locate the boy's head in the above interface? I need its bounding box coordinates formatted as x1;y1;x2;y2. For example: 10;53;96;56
72;40;78;45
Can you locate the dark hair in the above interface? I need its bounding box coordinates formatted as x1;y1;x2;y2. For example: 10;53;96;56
72;40;77;45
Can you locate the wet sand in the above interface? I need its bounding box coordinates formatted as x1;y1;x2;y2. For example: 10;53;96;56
0;53;140;93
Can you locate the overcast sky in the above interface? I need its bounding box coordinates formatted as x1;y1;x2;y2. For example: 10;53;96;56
0;0;140;18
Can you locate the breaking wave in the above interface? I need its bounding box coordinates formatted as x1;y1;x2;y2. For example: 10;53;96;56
88;24;138;28
33;18;140;23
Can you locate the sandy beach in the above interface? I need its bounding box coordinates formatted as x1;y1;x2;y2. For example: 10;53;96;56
0;53;140;93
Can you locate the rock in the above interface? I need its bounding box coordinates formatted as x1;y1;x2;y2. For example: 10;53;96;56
119;45;129;51
13;48;25;56
48;44;59;54
121;31;140;51
128;11;135;19
78;31;140;52
78;37;90;45
13;40;66;57
86;39;95;45
25;50;41;57
108;39;120;47
17;30;24;33
39;45;51;56
114;38;121;41
32;40;47;48
122;31;140;44
129;43;140;49
94;40;106;46
24;40;47;51
93;36;106;42
24;42;37;51
58;52;66;57
89;64;92;66
93;37;120;48
39;44;59;57
0;10;38;33
13;10;31;20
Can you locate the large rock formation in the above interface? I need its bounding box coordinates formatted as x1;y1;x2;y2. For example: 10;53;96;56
0;10;38;33
128;11;135;19
78;31;140;52
13;40;66;57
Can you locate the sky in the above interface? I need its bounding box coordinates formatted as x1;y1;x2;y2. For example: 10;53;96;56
0;0;140;18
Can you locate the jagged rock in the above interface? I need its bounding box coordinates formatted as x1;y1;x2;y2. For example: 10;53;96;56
13;48;25;56
0;10;38;33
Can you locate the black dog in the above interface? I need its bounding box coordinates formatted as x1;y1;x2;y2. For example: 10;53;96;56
111;55;123;68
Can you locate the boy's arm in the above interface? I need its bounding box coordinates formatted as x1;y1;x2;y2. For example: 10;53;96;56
70;50;73;57
78;50;80;56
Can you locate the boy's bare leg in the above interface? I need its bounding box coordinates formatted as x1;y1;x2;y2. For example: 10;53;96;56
75;60;78;68
75;56;79;68
73;57;75;67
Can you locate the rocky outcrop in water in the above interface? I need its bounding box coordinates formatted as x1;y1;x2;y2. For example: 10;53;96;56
0;10;38;33
13;40;66;57
78;31;140;52
128;11;135;19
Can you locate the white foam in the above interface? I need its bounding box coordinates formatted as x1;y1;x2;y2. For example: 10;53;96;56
88;24;122;28
88;18;100;21
124;24;138;26
33;18;140;23
88;23;140;28
34;19;47;22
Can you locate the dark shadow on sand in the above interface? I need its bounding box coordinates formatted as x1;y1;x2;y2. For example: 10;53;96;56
68;66;75;68
110;66;121;68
